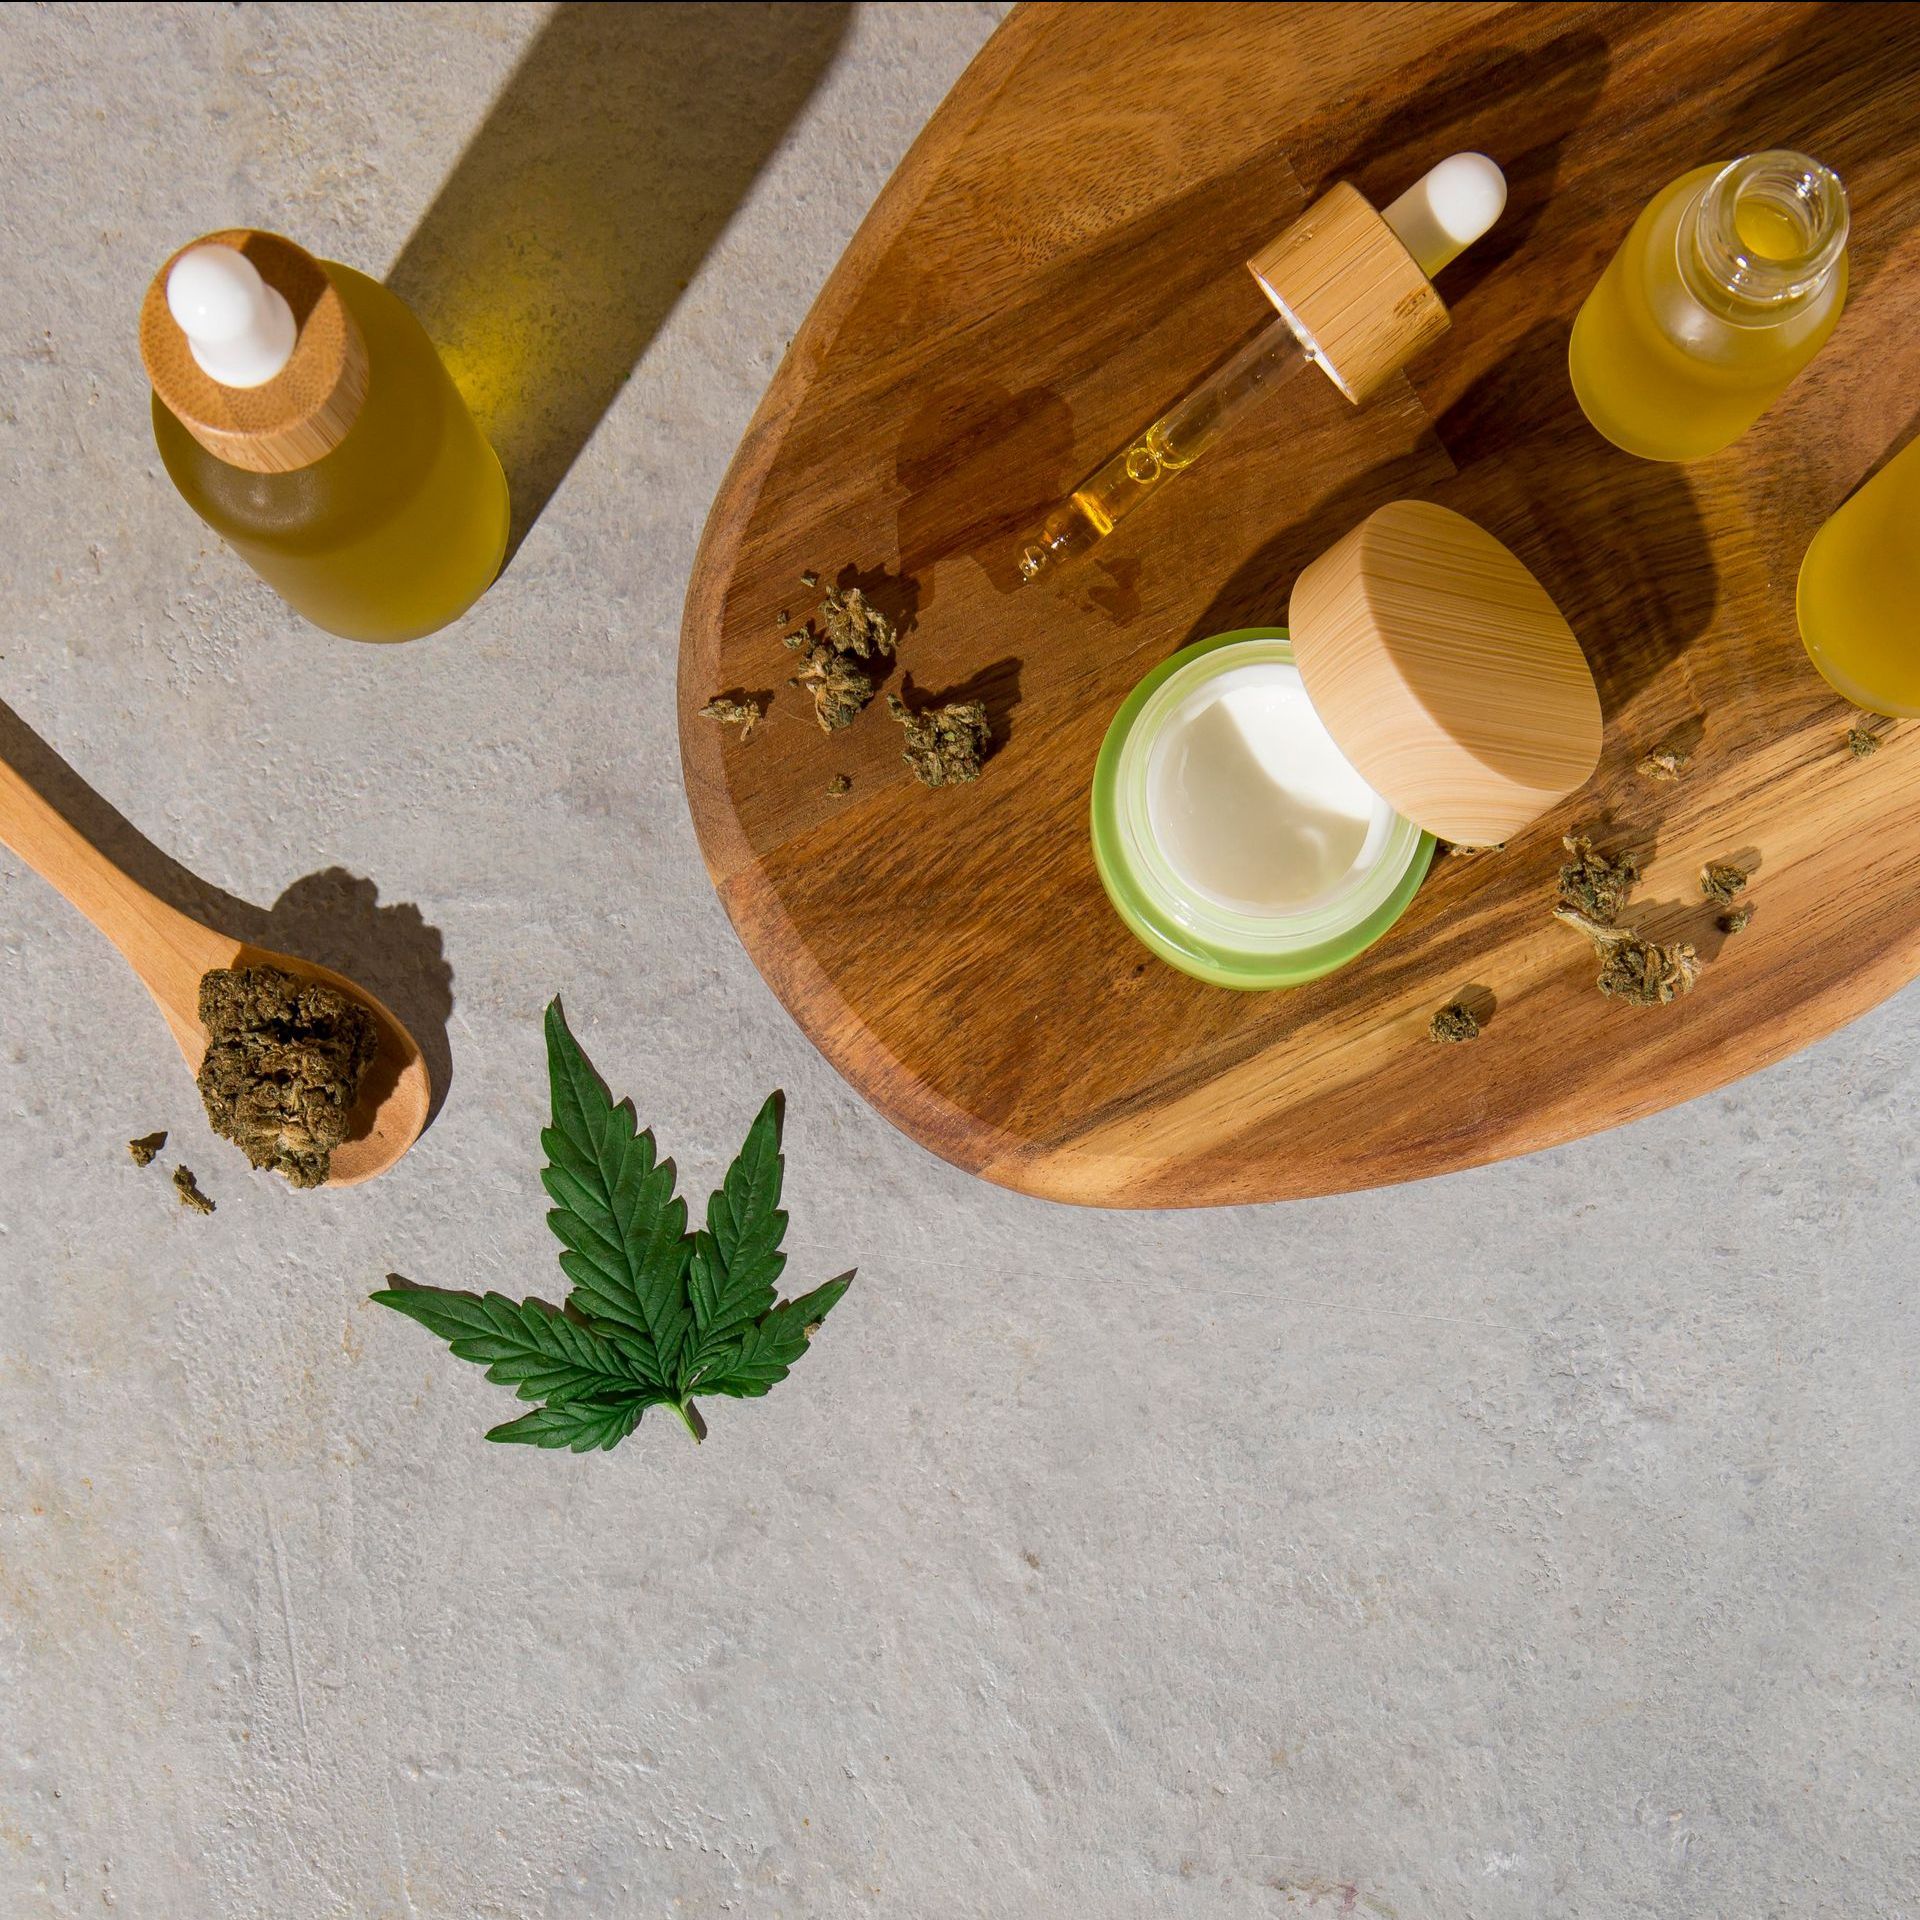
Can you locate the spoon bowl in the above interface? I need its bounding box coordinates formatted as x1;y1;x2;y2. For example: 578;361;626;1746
0;751;430;1187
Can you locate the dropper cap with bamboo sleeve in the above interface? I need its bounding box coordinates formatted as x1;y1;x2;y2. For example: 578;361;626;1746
1248;153;1506;404
140;229;368;474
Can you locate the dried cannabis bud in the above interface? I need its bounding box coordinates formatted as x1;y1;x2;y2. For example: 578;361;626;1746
173;1165;215;1214
788;632;875;732
127;1130;167;1168
1700;861;1748;908
817;585;896;660
1719;905;1753;934
825;773;852;798
1555;907;1699;1006
1848;727;1881;758
196;966;378;1189
1636;743;1692;782
1557;834;1641;924
887;693;990;787
700;694;766;743
1428;1003;1480;1044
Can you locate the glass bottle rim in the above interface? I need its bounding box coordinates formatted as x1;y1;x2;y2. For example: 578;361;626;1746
1689;148;1849;308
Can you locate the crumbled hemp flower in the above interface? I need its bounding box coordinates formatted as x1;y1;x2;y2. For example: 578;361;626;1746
196;965;378;1189
172;1165;216;1214
787;632;875;732
1699;861;1748;908
1554;907;1700;1006
1847;727;1881;759
699;693;766;743
1636;742;1692;782
817;584;896;660
127;1130;167;1168
825;773;852;798
1556;834;1641;924
1428;1003;1480;1044
887;692;990;787
1719;905;1753;935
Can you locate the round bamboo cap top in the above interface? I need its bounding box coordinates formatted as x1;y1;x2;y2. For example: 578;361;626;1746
140;229;367;473
1288;501;1603;847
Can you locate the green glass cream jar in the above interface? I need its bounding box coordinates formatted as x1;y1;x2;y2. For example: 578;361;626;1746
1088;503;1608;992
1092;630;1434;989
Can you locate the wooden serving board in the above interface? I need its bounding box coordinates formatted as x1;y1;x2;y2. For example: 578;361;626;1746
680;0;1920;1207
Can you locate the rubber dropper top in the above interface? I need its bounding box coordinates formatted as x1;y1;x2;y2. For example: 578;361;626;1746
1382;153;1507;279
167;243;298;387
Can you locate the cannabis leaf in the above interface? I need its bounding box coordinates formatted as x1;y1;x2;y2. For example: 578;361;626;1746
373;999;852;1450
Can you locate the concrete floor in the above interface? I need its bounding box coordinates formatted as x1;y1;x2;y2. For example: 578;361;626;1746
2;5;1916;1915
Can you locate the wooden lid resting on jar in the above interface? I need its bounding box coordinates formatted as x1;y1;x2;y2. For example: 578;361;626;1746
1247;181;1449;404
140;230;367;473
1288;501;1603;847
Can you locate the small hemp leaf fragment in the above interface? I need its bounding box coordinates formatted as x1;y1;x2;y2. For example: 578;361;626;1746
1428;1003;1480;1044
1554;907;1700;1007
700;694;766;743
370;999;854;1454
173;1165;216;1214
128;1130;168;1168
1719;905;1753;934
1847;727;1881;759
825;773;852;798
196;966;377;1188
887;692;990;788
1699;861;1748;908
1636;742;1692;782
1557;833;1641;924
799;568;820;590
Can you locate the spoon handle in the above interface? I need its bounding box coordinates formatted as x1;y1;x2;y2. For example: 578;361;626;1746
0;751;215;1007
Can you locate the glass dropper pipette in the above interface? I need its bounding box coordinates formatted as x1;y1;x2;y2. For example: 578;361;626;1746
1016;153;1507;585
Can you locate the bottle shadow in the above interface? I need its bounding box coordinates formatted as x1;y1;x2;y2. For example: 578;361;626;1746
387;0;852;566
0;702;455;1129
1320;25;1612;310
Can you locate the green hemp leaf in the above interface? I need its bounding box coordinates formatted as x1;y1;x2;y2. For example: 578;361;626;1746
373;1000;852;1451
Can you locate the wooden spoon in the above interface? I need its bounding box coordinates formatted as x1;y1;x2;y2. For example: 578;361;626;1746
0;752;430;1186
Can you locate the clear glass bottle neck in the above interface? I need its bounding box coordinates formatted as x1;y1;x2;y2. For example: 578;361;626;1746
1679;149;1848;315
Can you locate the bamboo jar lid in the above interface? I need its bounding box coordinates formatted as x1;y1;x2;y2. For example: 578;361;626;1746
140;230;367;473
1288;501;1603;847
1247;182;1448;404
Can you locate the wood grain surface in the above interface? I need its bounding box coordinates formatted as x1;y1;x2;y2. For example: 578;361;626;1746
679;0;1920;1208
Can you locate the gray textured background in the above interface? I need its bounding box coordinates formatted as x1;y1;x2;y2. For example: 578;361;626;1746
2;5;1916;1916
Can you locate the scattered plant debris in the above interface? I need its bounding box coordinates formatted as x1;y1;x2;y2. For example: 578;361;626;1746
887;692;990;787
1556;833;1641;924
1554;907;1699;1006
172;1165;216;1214
1428;1003;1480;1044
1719;905;1753;934
699;694;766;743
1636;741;1692;782
127;1130;167;1168
1442;840;1505;858
826;773;852;798
1699;861;1748;908
1848;727;1881;759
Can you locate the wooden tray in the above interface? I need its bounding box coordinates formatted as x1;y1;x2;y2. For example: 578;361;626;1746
680;0;1920;1207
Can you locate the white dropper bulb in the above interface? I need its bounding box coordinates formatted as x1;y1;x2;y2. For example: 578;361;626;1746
165;244;297;388
1383;153;1507;280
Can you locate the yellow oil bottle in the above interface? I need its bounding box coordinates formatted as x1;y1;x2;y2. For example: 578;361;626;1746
1797;435;1920;715
1569;150;1849;463
142;230;508;643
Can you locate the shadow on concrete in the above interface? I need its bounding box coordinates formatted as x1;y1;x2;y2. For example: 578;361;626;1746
388;0;851;565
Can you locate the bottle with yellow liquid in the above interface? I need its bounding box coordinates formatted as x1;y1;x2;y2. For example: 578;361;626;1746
141;230;508;643
1569;150;1849;463
1797;435;1920;715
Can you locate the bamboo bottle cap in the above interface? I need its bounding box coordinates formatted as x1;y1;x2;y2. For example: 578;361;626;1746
140;230;367;473
1247;181;1450;404
1288;501;1603;847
